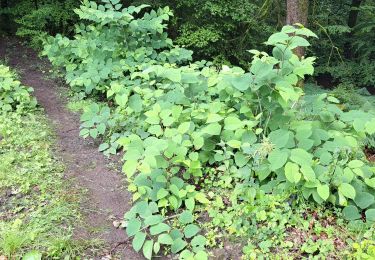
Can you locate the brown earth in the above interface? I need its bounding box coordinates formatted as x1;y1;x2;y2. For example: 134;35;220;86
0;37;143;260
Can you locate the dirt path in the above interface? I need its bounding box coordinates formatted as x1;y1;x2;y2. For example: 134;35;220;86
0;37;142;260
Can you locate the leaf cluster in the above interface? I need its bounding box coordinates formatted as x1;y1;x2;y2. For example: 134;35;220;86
0;64;37;112
43;1;375;258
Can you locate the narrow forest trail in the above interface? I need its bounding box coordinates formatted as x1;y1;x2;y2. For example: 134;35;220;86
0;38;142;260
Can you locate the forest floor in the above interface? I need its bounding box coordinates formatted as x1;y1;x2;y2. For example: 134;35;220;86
0;37;142;259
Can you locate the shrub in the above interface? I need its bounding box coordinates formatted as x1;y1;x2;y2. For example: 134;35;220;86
43;1;375;258
1;0;79;48
0;64;36;112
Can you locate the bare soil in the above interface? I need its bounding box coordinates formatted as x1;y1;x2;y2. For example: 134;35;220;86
0;37;142;260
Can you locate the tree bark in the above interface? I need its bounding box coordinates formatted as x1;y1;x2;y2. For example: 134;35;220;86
345;0;362;59
286;0;309;58
0;0;9;33
348;0;362;28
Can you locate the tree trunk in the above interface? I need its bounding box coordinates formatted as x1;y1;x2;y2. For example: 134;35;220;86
0;0;9;34
286;0;309;58
345;0;362;59
348;0;362;28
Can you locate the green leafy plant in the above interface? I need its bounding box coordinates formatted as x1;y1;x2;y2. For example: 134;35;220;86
0;64;36;112
43;1;375;258
1;0;79;47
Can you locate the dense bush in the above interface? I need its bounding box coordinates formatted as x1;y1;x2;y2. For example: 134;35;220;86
43;0;375;258
0;0;79;47
130;0;280;65
0;64;36;111
3;0;375;91
310;1;375;89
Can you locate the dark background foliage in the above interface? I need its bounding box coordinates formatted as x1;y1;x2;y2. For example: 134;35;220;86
1;0;374;90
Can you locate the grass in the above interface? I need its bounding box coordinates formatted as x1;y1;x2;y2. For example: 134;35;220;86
0;111;99;258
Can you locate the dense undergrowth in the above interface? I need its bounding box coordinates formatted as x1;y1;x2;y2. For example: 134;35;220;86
42;0;375;259
0;0;79;48
0;65;89;258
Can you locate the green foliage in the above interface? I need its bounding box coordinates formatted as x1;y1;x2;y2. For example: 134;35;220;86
131;0;281;65
0;64;100;258
353;4;375;60
0;111;85;258
351;240;375;259
331;83;365;109
311;1;375;89
43;1;375;258
1;0;79;47
0;64;36;112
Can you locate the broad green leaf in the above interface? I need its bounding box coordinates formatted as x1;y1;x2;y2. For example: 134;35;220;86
171;238;187;254
157;188;169;200
180;249;194;259
284;162;301;184
320;111;334;122
296;27;318;38
266;32;289;45
207;113;223;123
184;224;200;238
148;125;163;136
343;205;361;221
301;165;316;181
348;160;364;169
195;251;208;260
90;128;98;139
290;36;310;48
224;116;243;130
355;192;375;209
169;195;179;209
178;122;191;134
234;152;249;167
170;229;184;240
126;218;141;236
158;233;174;245
195;193;209;204
185;197;195;211
135;201;153;217
268;149;289;171
123;160;138;178
319;151;332;165
366;209;375;222
191;235;206;252
162;69;181;82
227;140;242;148
343;167;354;183
132;232;146;252
365;178;375;188
144;215;164;226
154;242;160;254
143;240;153;260
230;73;252;91
317;184;329;201
98;143;110;152
269;129;290;149
179;210;194;224
128;94;143;112
290;148;312;166
150;223;171;235
339;183;356;199
193;136;204;149
365;120;375;134
203;123;221;135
